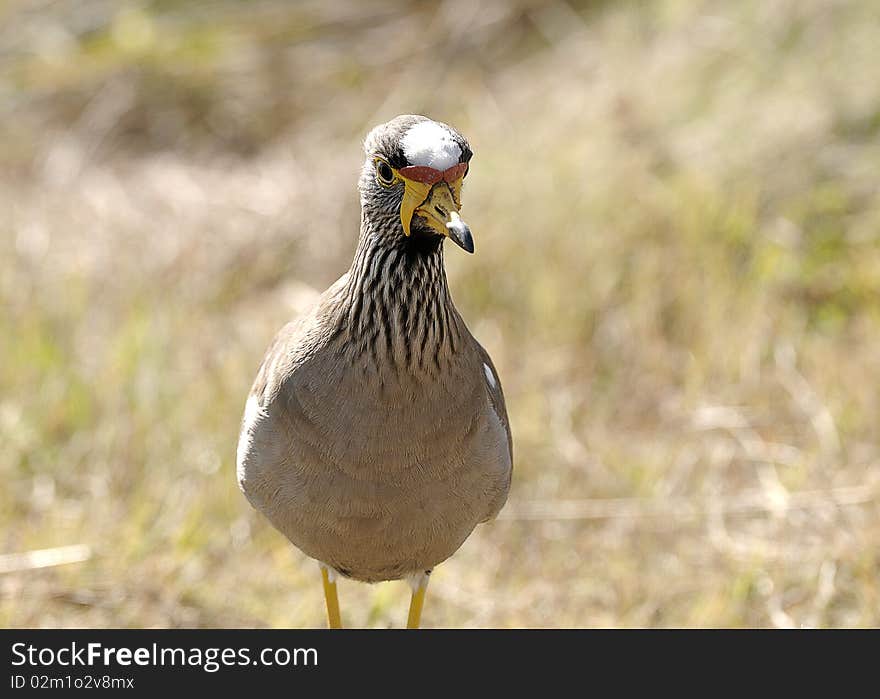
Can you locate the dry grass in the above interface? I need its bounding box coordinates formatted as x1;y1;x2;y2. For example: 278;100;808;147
2;0;879;628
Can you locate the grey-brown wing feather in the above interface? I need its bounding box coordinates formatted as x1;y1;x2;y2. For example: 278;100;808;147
236;275;345;502
248;274;348;407
474;341;512;463
247;317;313;410
472;340;513;521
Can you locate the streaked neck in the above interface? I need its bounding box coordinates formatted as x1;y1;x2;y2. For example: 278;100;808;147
339;218;463;375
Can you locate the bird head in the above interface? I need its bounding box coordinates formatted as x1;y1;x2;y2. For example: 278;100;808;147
360;115;474;253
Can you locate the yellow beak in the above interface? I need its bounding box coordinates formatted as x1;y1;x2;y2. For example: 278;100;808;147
399;175;474;253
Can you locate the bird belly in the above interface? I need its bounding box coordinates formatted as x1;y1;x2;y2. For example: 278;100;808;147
237;389;510;582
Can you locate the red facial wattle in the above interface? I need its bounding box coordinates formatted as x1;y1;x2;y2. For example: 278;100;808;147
399;162;468;185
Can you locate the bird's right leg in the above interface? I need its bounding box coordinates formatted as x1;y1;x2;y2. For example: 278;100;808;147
320;563;342;629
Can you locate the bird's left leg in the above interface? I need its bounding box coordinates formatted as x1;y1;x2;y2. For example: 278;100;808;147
320;563;342;629
405;570;431;629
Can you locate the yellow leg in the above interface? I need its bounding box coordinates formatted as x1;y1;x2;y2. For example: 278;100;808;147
321;566;342;629
406;576;429;629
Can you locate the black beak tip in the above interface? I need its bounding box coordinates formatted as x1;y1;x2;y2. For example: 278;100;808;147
448;225;475;254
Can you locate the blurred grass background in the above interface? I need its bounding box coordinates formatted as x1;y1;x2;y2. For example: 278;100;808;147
2;0;879;627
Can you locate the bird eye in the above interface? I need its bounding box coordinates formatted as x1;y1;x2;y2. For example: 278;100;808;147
375;159;395;186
